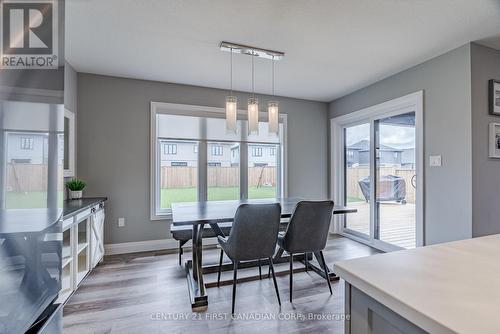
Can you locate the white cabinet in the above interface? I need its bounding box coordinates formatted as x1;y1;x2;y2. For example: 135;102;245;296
57;200;105;304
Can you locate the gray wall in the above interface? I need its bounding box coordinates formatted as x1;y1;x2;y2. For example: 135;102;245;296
471;43;500;237
329;44;473;245
77;74;329;244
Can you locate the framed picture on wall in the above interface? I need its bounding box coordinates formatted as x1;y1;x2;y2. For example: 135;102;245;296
489;123;500;159
489;79;500;115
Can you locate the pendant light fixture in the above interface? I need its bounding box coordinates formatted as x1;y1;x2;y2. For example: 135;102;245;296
225;47;237;133
268;55;279;136
247;52;259;135
219;42;284;136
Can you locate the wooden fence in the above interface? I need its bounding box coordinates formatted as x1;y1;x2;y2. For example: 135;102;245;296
6;163;64;192
161;166;277;188
346;166;416;204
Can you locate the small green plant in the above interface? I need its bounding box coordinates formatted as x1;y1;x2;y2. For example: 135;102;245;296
66;178;86;191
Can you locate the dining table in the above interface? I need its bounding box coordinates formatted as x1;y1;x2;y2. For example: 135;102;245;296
171;198;357;311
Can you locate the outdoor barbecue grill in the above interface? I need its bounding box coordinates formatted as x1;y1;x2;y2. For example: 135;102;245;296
358;175;407;203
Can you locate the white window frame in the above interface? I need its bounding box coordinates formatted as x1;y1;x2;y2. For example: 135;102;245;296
20;136;34;150
63;109;76;177
163;143;177;155
251;146;263;157
330;91;424;251
150;102;288;220
210;145;223;156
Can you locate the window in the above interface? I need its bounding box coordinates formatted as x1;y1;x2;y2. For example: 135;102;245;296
208;143;239;201
20;136;34;150
248;144;278;199
159;140;198;210
211;145;223;156
151;102;286;218
251;147;262;157
164;143;177;155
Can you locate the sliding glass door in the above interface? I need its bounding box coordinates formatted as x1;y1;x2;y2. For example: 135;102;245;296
336;93;422;251
344;123;371;238
374;112;416;249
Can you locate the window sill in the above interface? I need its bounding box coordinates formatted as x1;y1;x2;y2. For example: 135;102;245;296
150;212;173;222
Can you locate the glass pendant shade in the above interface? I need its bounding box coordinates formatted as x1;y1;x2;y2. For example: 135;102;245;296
247;97;259;135
268;101;279;135
225;96;237;133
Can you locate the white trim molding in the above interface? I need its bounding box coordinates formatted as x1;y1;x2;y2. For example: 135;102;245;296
330;91;425;251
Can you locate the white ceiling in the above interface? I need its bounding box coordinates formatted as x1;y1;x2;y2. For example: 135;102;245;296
66;0;500;102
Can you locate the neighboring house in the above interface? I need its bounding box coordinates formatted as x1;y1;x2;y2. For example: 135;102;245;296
160;141;200;167
161;141;277;167
347;140;414;168
6;132;64;164
401;148;415;169
230;144;278;167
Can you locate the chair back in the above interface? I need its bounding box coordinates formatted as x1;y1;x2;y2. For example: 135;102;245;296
226;203;282;261
282;201;334;253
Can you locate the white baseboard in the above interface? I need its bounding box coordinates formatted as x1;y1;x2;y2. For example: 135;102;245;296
104;237;219;255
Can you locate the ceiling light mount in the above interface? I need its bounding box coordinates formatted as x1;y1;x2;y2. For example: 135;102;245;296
220;41;285;60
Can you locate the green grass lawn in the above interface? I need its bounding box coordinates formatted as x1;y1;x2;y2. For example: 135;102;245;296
347;196;365;203
6;191;64;209
161;186;277;209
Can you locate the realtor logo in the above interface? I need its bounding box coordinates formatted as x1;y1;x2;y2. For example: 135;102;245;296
1;0;58;69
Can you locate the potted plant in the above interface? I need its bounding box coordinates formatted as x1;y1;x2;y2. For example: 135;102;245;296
66;178;86;200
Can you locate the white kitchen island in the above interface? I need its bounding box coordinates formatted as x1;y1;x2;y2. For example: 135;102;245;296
334;234;500;334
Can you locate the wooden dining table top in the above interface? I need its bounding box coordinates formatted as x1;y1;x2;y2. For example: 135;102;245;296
171;198;357;226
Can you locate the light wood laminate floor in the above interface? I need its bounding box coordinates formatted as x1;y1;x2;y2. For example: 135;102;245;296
63;235;379;334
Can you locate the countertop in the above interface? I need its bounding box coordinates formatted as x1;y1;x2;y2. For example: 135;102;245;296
63;197;107;218
334;234;500;334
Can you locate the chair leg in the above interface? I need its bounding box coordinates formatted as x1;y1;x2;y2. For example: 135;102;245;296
258;259;262;280
217;249;224;287
232;261;238;314
268;257;281;306
304;252;308;272
319;251;332;295
289;252;293;302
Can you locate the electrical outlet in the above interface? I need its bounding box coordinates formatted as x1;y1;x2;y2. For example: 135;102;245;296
429;155;442;167
118;217;125;227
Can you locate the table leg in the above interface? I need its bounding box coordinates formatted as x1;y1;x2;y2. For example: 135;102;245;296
196;223;205;296
185;224;208;311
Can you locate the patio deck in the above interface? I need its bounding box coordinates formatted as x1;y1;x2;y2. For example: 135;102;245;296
345;202;416;249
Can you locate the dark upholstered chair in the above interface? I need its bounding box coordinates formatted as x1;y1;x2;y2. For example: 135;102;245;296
217;203;282;314
277;200;334;302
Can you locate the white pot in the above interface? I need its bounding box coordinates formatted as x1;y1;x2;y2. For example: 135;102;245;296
69;190;83;200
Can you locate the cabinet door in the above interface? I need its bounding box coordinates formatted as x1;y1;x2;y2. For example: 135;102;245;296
90;209;105;268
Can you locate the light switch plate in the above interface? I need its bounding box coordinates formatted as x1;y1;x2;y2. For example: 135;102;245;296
429;155;442;167
118;217;125;227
